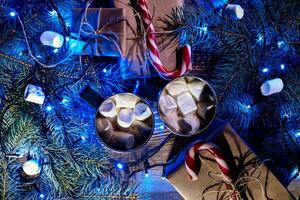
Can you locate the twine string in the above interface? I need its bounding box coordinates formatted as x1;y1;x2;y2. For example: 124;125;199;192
200;157;267;200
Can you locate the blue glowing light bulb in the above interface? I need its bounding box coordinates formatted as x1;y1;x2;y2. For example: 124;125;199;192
62;98;69;104
201;26;208;32
39;194;45;199
145;173;149;178
258;34;264;42
161;176;166;180
117;163;123;169
65;37;70;42
277;41;284;48
46;106;52;111
246;105;251;109
280;64;285;70
53;48;59;53
81;136;86;140
103;68;107;73
49;10;57;16
9;11;16;17
262;68;269;73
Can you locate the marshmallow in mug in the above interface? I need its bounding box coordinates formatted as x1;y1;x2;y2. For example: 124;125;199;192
177;92;198;116
99;99;117;118
164;111;181;133
117;109;135;128
129;120;152;143
187;81;206;101
112;131;135;149
179;114;200;134
159;94;178;115
115;94;138;108
134;103;152;121
166;79;189;96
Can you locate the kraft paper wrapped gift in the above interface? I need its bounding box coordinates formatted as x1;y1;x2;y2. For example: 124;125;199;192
165;120;296;200
71;8;126;57
114;0;183;74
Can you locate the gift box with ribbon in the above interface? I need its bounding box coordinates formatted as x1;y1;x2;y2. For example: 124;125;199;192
165;120;296;200
114;0;191;77
71;8;126;57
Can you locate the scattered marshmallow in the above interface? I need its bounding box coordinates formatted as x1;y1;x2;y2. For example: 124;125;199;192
188;81;206;101
134;103;152;121
99;99;117;118
117;109;135;128
159;94;178;115
40;31;64;48
179;114;200;134
115;94;138;108
260;78;284;96
177;92;197;115
224;4;244;20
24;84;45;105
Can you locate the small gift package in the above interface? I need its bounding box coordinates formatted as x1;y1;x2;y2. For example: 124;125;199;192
166;120;296;200
114;0;186;74
71;8;126;57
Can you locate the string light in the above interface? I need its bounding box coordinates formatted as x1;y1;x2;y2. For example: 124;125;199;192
49;10;57;16
103;68;107;73
200;26;208;33
280;64;285;70
117;163;123;169
53;48;59;53
81;136;86;140
46;106;52;111
65;37;70;42
61;98;69;105
257;34;264;43
145;173;149;177
9;11;16;17
39;194;45;199
277;40;284;48
246;105;251;109
262;68;269;73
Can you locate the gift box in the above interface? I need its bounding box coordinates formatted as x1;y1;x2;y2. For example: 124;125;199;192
165;120;296;200
114;0;184;74
71;8;126;57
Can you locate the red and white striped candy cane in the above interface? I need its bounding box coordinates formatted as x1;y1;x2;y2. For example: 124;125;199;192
138;0;192;79
185;141;232;182
185;141;239;200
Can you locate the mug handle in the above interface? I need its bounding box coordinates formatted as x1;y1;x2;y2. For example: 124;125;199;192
79;86;105;109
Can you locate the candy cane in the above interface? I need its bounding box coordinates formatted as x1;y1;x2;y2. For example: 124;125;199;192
138;0;192;79
185;142;232;182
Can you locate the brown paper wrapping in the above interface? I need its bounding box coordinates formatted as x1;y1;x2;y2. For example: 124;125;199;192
71;8;126;57
167;125;296;200
114;0;183;74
